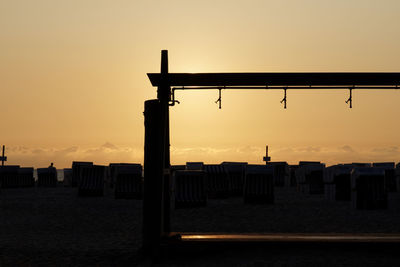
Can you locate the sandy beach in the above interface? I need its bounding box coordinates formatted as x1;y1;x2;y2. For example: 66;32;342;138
1;186;400;266
0;186;142;266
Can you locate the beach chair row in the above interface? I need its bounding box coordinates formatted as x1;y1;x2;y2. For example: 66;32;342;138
112;164;143;199
182;162;289;199
294;161;400;210
37;167;58;187
68;161;274;205
179;161;400;210
69;162;143;198
171;162;275;208
0;166;58;188
0;166;35;188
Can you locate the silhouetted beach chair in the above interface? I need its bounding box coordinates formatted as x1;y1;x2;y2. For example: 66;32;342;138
324;166;336;201
244;165;274;204
63;168;72;187
108;163;121;188
170;165;185;196
373;162;396;192
221;162;247;196
72;161;93;187
173;170;207;208
351;167;387;209
0;165;20;188
170;165;185;202
296;162;320;192
296;163;325;194
37;167;57;187
78;165;105;197
387;163;400;210
18;167;35;188
266;162;289;187
288;165;299;187
335;165;353;201
324;165;352;201
204;164;230;199
114;164;143;199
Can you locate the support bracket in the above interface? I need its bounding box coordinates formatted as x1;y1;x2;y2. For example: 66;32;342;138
215;87;223;109
280;88;287;109
169;88;180;106
345;88;353;108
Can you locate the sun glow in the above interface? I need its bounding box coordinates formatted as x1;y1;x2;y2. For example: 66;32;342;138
2;0;400;167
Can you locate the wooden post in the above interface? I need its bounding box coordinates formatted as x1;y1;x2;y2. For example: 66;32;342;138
142;50;171;257
1;145;6;166
159;50;171;234
263;145;271;164
143;99;166;255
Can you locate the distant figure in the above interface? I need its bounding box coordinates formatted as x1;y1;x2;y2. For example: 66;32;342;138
49;162;54;168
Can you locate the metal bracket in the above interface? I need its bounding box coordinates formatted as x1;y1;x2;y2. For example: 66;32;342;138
345;88;353;108
280;88;287;109
215;88;223;109
169;88;180;106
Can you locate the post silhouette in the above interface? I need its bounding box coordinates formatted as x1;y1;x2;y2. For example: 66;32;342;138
263;145;271;163
142;50;171;256
143;99;166;255
159;50;171;234
1;145;7;166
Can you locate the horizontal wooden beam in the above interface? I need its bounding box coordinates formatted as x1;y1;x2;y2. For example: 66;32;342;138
148;73;400;87
168;232;400;244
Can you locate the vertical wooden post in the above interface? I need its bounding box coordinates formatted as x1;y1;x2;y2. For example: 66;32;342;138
263;145;271;164
1;145;5;166
159;50;171;234
143;99;166;255
142;50;171;257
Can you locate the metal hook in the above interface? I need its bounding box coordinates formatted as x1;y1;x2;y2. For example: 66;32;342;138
215;88;222;109
280;88;287;109
169;89;180;106
345;88;353;108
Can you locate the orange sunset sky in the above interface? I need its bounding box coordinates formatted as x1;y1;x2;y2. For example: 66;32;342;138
1;0;400;168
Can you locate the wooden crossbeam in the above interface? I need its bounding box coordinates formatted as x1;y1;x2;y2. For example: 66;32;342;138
168;233;400;244
148;73;400;87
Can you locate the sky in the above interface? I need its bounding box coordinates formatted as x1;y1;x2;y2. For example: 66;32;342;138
1;0;400;168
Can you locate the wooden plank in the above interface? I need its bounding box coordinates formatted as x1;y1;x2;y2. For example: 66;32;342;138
169;233;400;243
148;73;400;87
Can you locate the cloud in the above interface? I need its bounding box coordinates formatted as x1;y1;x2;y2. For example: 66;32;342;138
340;145;354;153
371;146;398;154
32;149;45;154
171;146;262;164
6;143;142;168
5;143;400;168
235;146;263;154
60;146;79;153
295;146;321;153
169;144;400;166
101;142;118;150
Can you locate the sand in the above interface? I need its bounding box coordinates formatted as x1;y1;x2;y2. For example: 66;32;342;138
1;186;399;266
0;186;142;266
172;187;400;233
